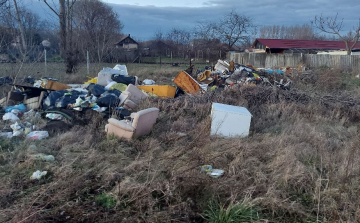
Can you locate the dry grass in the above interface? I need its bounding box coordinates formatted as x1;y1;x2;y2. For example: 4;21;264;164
1;66;360;222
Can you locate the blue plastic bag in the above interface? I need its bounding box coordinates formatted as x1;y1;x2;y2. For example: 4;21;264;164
5;103;26;113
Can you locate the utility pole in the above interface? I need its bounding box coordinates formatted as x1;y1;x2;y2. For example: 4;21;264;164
44;49;47;76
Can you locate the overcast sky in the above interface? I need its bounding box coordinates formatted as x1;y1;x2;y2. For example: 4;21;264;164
24;0;360;41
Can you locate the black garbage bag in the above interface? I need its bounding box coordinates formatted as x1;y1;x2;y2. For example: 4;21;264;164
174;87;184;98
117;108;131;119
106;89;121;97
42;90;67;109
55;91;81;108
111;74;135;85
87;83;105;97
96;93;119;107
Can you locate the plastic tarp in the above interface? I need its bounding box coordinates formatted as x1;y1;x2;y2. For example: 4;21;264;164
97;64;128;86
113;64;128;76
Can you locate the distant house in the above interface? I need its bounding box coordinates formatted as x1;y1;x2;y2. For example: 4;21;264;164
115;34;138;50
252;39;360;54
140;40;175;56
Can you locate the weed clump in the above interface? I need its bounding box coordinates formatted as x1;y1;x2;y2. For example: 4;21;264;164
95;192;116;209
202;198;260;223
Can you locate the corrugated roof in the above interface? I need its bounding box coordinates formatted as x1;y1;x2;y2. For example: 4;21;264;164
253;39;360;50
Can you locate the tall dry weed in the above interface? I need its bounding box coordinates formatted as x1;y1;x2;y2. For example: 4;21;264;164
2;68;360;222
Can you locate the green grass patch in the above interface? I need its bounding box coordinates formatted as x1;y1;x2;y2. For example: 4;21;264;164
95;192;116;209
202;199;260;223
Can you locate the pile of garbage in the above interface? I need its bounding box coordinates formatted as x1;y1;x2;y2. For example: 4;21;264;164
0;64;147;139
173;60;294;95
0;60;297;140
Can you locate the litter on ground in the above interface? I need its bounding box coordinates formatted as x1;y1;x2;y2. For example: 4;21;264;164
1;62;297;141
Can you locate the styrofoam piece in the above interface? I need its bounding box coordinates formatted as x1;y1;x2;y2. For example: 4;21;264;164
210;103;252;137
143;79;156;85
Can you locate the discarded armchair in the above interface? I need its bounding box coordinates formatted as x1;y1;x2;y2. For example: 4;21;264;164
118;84;148;110
105;107;159;140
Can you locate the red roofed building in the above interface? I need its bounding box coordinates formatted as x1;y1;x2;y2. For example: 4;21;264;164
252;39;360;54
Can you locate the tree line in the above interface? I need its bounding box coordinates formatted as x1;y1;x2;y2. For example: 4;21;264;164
0;1;359;73
0;0;123;73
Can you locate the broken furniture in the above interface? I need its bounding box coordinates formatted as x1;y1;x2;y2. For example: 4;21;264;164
118;84;148;110
137;85;177;98
105;107;159;140
173;71;201;94
23;92;46;110
7;84;48;110
211;103;252;137
214;59;230;73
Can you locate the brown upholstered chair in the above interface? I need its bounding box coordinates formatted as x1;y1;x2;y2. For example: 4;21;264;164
118;84;148;110
105;107;159;140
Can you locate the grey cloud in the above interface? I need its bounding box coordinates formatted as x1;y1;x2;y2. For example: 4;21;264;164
111;0;360;40
23;0;360;40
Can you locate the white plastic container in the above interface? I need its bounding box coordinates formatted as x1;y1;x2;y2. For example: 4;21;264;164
26;131;49;140
210;103;252;137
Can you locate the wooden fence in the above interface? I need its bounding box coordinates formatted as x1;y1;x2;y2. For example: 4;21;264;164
227;52;360;71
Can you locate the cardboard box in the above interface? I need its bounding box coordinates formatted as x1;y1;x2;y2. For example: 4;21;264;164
41;80;70;91
23;92;45;110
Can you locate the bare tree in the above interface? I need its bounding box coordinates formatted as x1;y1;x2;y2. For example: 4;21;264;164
12;0;26;56
72;0;123;63
41;0;77;73
0;0;27;60
216;10;253;48
153;29;164;41
166;28;191;46
195;11;253;49
313;13;360;55
0;1;44;61
166;28;191;57
194;21;217;41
